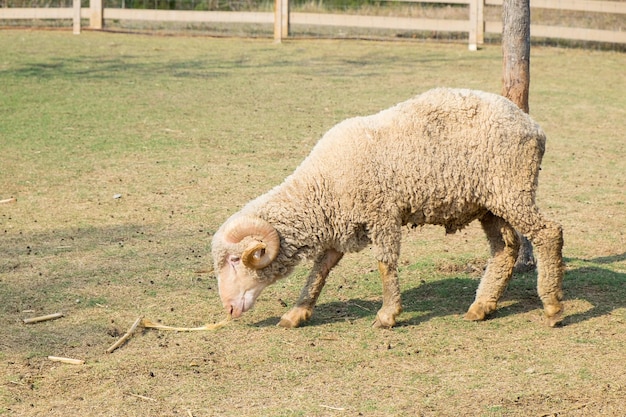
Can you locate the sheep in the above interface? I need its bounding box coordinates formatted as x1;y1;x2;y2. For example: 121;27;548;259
211;87;564;329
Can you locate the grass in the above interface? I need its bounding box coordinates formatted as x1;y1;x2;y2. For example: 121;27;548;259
1;30;625;416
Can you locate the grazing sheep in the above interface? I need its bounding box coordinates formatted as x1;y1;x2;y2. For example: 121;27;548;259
211;88;564;329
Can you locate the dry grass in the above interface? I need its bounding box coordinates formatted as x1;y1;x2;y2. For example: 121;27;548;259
1;31;625;416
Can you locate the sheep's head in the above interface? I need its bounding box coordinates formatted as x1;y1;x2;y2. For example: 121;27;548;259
211;215;280;318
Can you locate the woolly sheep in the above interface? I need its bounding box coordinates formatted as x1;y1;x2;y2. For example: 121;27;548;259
211;87;564;329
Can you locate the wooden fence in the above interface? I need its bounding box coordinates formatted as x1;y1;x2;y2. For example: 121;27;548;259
1;0;625;49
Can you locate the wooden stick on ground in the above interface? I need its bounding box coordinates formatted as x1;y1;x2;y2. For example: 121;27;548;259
127;392;157;402
320;404;346;411
48;356;85;365
23;312;64;324
106;314;231;353
0;197;17;204
141;316;231;332
106;316;143;354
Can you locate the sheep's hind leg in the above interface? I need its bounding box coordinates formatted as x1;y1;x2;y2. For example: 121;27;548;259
278;249;343;328
373;261;403;328
465;212;519;322
520;218;564;327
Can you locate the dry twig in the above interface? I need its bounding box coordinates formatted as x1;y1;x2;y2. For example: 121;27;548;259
127;393;157;402
320;404;346;411
141;316;230;332
106;316;143;353
106;315;231;353
0;197;16;204
9;380;26;386
47;356;85;365
23;313;64;324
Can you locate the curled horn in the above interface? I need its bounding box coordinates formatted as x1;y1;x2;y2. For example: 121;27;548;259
222;216;280;269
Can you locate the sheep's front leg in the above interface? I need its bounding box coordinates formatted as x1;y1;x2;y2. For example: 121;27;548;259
278;249;343;328
373;261;403;328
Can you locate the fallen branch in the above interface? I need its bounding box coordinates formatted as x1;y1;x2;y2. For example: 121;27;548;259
9;380;26;386
106;315;231;353
106;316;143;354
320;404;346;411
48;356;85;365
23;312;64;324
0;197;16;204
141;316;230;332
127;392;157;402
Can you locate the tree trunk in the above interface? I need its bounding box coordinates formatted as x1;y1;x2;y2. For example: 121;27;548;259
502;0;536;272
502;0;530;113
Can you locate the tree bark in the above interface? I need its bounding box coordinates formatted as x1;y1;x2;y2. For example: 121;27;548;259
502;0;530;113
502;0;536;272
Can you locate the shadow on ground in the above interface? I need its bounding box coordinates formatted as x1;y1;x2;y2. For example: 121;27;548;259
254;253;626;328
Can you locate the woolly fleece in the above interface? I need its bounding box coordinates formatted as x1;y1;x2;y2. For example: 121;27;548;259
212;87;564;325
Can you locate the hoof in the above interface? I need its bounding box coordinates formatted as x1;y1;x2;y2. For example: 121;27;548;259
277;317;298;328
546;315;563;328
544;303;564;328
463;310;485;322
278;307;311;329
464;301;497;322
372;308;399;329
372;318;395;329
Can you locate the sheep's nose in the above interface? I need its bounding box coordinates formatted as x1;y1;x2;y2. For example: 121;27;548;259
226;304;242;318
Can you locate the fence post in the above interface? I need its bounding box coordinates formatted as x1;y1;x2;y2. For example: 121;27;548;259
477;0;484;46
468;0;484;50
468;0;477;50
89;0;103;29
282;0;290;39
73;0;81;34
274;0;289;43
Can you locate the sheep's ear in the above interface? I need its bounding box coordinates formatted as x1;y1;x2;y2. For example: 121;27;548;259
242;241;273;269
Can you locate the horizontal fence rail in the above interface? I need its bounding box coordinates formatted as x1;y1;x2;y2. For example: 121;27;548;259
486;0;626;44
1;0;625;48
103;9;273;24
289;13;471;32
